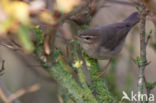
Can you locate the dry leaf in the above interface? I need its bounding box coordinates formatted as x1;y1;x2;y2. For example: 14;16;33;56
56;0;80;13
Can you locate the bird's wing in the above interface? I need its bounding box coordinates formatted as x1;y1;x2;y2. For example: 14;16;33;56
99;23;129;50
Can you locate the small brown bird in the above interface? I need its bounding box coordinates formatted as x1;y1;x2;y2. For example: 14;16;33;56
76;12;140;77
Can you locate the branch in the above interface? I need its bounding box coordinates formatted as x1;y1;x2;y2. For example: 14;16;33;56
137;3;148;103
49;50;98;103
82;52;115;103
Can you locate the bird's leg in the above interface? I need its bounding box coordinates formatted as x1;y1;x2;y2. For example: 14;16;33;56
96;58;112;79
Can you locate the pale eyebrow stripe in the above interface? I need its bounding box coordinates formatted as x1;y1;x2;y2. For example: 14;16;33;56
81;35;96;38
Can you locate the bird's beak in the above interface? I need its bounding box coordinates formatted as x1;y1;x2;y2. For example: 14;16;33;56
74;35;81;40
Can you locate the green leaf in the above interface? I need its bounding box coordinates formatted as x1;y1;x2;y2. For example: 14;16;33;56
18;25;34;53
31;25;44;45
136;7;143;13
0;18;14;34
145;81;156;90
136;56;143;66
146;29;152;39
141;29;145;34
80;25;90;31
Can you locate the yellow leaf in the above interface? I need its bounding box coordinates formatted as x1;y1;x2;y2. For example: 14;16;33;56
73;59;83;68
0;0;10;9
56;0;80;13
0;18;14;35
6;1;30;24
39;11;56;25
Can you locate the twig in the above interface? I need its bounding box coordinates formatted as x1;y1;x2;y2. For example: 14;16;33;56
0;77;21;103
0;43;22;51
145;30;152;46
137;3;148;103
0;60;5;76
0;88;10;103
0;79;39;103
107;0;137;7
8;84;40;102
145;36;150;46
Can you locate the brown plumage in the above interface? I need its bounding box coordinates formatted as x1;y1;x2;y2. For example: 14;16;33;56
77;12;140;59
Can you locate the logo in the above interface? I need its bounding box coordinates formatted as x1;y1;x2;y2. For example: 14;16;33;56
121;91;154;102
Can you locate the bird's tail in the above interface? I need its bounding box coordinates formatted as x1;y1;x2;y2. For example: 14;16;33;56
123;12;140;26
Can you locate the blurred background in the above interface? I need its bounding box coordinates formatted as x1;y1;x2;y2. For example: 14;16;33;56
0;0;156;103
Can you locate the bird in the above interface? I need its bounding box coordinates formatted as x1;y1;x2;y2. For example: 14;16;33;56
76;12;140;77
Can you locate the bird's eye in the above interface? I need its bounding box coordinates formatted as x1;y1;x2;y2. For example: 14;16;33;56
84;37;91;40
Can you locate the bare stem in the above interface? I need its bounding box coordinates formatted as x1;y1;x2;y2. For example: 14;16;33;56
137;4;147;103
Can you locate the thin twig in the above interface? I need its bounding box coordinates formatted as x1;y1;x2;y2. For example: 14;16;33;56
137;3;148;103
0;43;22;51
0;79;39;103
0;60;5;76
0;87;10;103
107;0;137;7
8;84;40;102
0;77;21;103
145;29;152;46
145;38;150;46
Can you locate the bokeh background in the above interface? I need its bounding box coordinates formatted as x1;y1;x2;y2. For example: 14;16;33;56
0;0;156;103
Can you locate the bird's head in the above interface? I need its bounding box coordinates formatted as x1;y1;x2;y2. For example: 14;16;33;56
75;29;101;52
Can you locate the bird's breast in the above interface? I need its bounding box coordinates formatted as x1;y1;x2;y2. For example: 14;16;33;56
96;38;126;59
81;38;125;59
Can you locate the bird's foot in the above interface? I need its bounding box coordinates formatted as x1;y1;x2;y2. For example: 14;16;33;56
95;59;112;80
95;72;105;80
